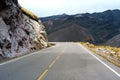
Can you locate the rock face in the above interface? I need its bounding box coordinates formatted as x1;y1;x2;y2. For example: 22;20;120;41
0;0;48;58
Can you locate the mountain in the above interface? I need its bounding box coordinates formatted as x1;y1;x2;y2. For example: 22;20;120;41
41;9;120;47
48;25;94;42
0;0;48;58
105;34;120;47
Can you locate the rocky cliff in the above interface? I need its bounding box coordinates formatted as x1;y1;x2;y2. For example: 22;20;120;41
0;0;48;58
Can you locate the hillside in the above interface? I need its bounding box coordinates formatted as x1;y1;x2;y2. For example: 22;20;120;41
48;25;94;42
0;0;48;58
41;9;120;47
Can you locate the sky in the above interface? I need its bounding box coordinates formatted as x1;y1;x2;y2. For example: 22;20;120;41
18;0;120;17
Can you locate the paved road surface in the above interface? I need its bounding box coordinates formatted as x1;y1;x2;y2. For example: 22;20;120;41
0;42;120;80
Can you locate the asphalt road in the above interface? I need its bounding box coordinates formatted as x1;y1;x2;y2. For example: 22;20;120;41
0;42;120;80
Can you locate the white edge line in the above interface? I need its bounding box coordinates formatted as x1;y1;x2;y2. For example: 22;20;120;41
78;43;120;78
0;51;39;66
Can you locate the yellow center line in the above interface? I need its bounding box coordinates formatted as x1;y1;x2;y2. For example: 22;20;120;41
37;69;48;80
37;47;67;80
59;50;65;56
55;56;60;60
49;60;56;68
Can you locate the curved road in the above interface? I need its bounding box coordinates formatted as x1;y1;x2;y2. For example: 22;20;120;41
0;42;120;80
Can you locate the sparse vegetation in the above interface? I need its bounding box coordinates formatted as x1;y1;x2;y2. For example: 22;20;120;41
47;43;55;47
20;7;38;21
81;42;120;67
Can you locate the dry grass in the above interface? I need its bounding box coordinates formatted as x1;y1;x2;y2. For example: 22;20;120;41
81;42;120;67
47;43;55;47
20;7;38;21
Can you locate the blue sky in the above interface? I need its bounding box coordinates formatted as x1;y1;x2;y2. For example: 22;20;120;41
18;0;120;17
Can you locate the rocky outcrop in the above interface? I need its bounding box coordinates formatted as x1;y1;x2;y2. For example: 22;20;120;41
0;0;48;58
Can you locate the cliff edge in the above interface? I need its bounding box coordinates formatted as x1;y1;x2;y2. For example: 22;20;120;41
0;0;48;58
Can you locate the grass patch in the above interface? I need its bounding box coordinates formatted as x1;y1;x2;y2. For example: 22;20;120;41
47;43;55;47
20;7;38;21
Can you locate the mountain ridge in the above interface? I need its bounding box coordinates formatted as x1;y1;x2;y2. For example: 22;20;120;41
41;9;120;47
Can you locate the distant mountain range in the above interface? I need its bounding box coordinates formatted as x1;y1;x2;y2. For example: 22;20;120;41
40;9;120;47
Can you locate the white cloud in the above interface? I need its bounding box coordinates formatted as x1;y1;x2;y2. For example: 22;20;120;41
18;0;120;17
